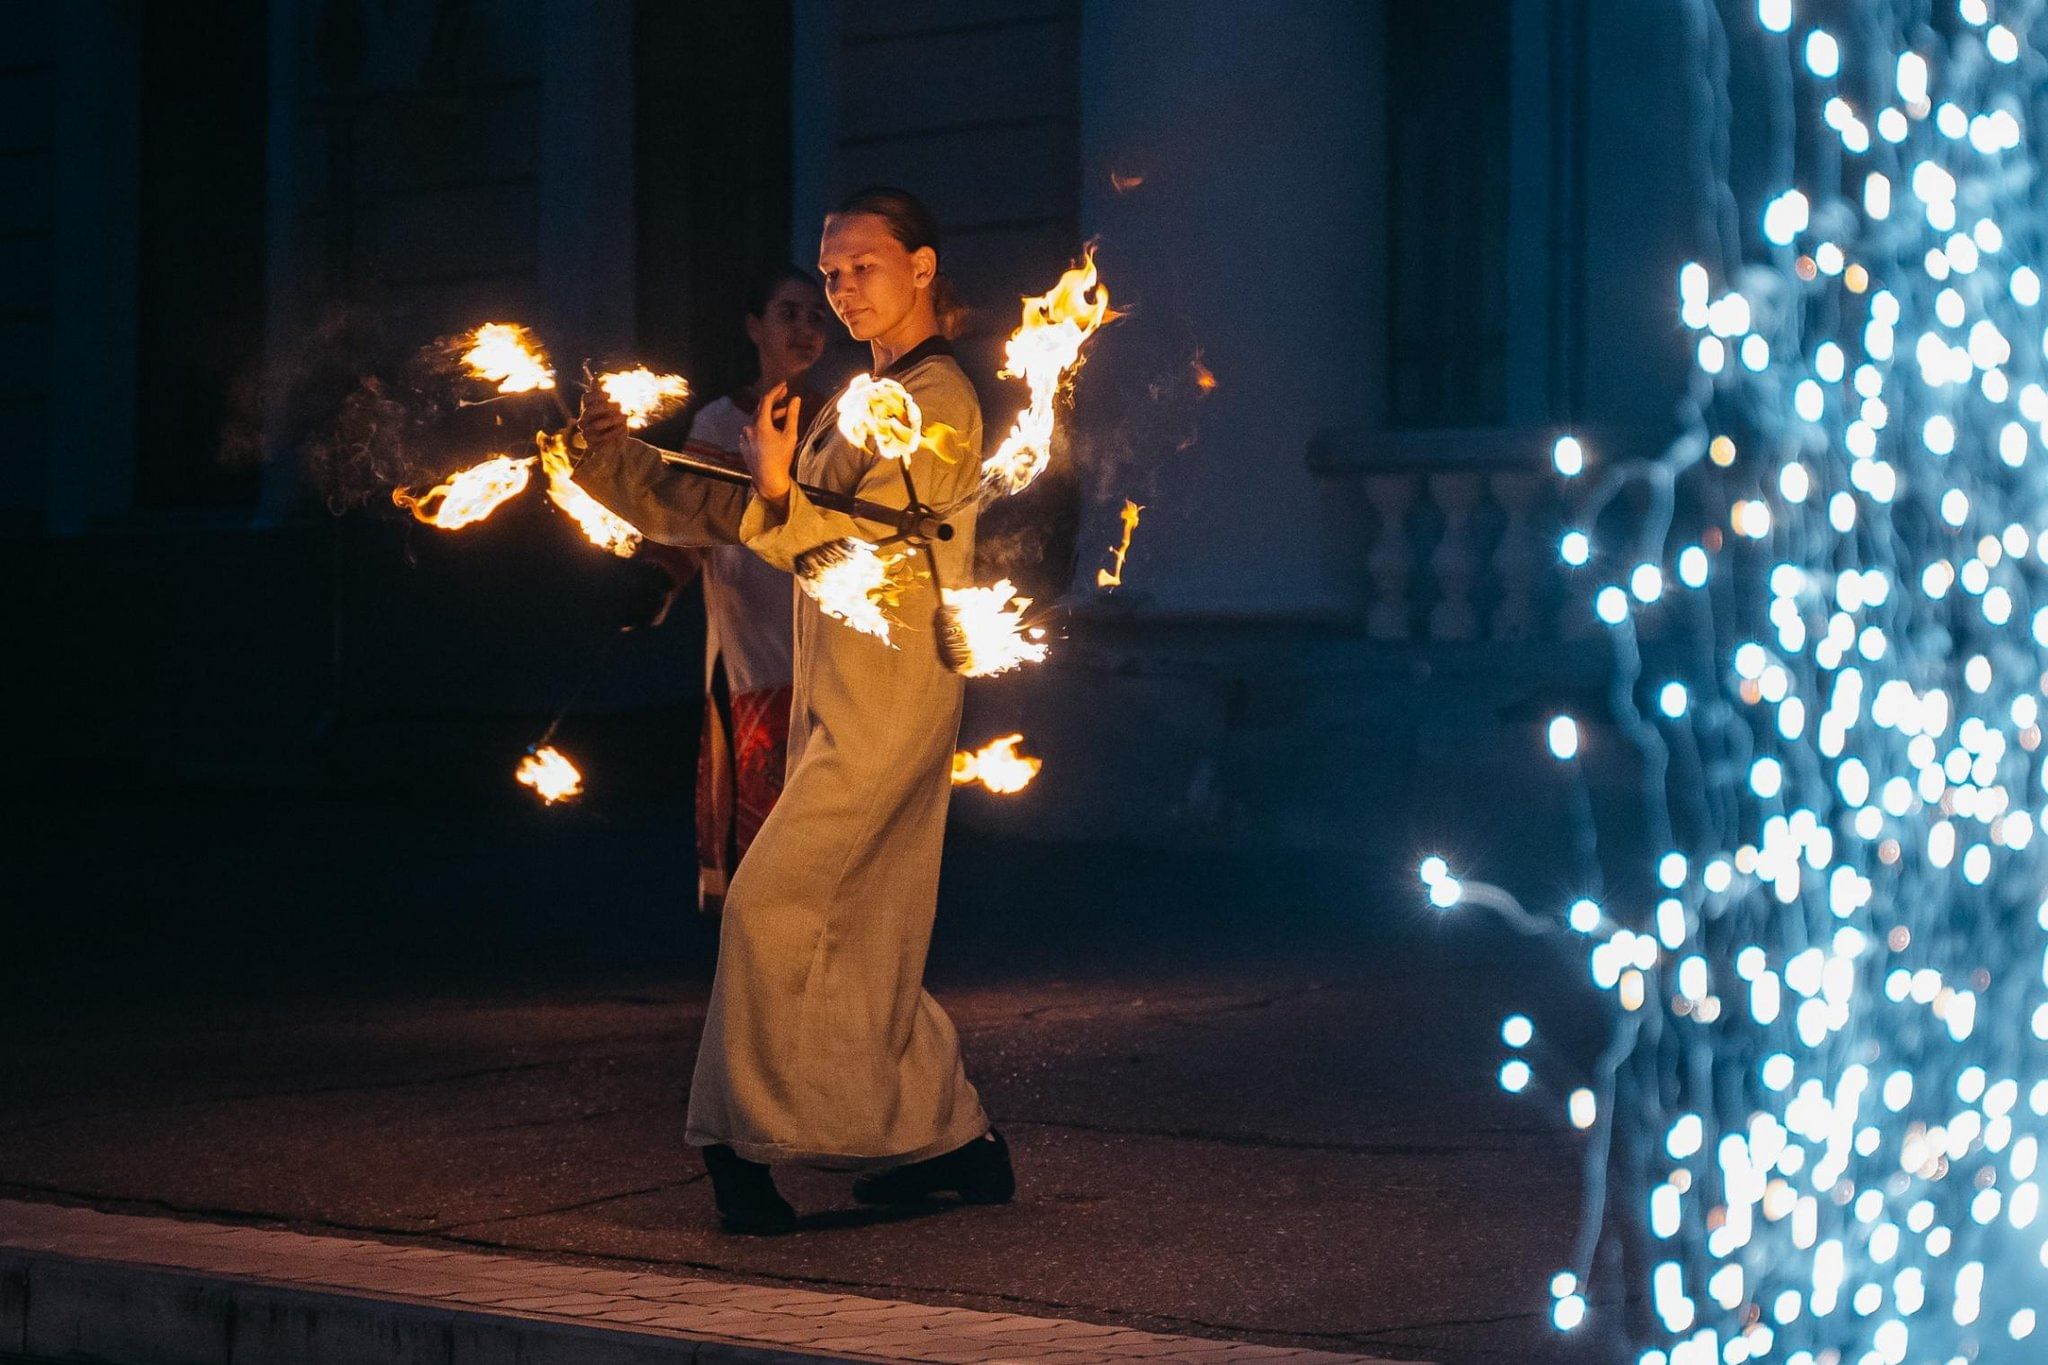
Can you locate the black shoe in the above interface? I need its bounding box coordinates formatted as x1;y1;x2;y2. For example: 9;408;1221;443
852;1130;1015;1206
702;1144;797;1235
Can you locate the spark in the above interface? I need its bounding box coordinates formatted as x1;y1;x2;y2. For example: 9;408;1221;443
951;733;1042;795
596;367;690;430
460;323;555;395
982;251;1114;496
1095;499;1145;590
938;579;1048;677
391;454;535;528
795;537;905;643
537;430;640;557
515;746;583;804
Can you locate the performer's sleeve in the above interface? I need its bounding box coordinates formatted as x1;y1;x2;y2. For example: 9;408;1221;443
571;436;751;548
737;446;917;571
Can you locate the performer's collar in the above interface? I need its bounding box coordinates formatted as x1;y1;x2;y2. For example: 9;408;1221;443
882;335;952;376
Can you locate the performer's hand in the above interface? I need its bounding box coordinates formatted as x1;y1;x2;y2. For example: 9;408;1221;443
742;381;800;511
579;385;630;463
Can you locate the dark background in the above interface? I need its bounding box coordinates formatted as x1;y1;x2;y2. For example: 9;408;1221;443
0;8;1711;1357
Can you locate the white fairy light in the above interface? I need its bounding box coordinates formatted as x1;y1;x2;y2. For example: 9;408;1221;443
1424;5;2048;1360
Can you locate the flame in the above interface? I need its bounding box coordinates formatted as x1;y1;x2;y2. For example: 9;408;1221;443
1095;499;1145;590
940;579;1049;677
952;733;1042;795
597;367;691;429
797;538;906;643
1109;170;1145;194
461;323;556;395
1191;350;1218;393
983;251;1113;496
537;430;641;556
837;374;924;463
516;746;584;804
392;454;536;528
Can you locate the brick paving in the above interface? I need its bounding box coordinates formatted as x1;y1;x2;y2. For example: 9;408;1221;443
0;1200;1416;1364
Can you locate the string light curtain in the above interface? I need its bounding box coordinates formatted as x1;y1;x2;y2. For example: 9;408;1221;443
1425;1;2048;1361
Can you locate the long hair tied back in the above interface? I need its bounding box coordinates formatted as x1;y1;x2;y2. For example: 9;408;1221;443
831;186;969;339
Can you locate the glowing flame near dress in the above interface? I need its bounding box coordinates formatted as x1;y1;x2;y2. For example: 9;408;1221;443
516;746;583;804
391;454;535;528
537;430;641;557
797;538;903;643
461;323;555;395
597;367;690;430
939;580;1048;677
983;252;1112;496
952;734;1042;795
836;374;923;463
1095;499;1144;590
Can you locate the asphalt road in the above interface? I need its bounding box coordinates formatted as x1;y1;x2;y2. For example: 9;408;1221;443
3;793;1628;1363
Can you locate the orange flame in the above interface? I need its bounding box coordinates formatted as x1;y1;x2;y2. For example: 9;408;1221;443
836;374;924;463
952;733;1042;795
537;430;641;556
939;579;1049;676
392;454;535;528
1191;350;1218;393
1109;170;1145;194
1095;499;1144;590
983;251;1113;496
597;367;691;430
461;323;556;395
797;538;906;643
516;746;583;804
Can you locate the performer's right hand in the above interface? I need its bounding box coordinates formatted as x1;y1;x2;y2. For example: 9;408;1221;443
742;381;800;512
580;385;630;463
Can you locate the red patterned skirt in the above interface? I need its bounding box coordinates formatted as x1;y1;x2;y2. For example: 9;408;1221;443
696;683;793;913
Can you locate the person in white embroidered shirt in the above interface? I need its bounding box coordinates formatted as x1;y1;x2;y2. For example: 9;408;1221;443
680;267;829;914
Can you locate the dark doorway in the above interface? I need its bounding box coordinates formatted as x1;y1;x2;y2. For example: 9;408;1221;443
633;1;795;416
134;0;269;509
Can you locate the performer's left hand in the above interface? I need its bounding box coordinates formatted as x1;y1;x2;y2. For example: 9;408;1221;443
742;381;801;511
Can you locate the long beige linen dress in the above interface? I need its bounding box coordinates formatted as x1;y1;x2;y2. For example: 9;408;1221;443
572;338;991;1168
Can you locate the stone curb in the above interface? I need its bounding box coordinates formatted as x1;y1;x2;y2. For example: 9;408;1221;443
0;1201;1420;1365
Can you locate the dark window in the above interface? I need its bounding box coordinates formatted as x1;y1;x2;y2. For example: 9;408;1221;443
135;0;269;508
1384;0;1512;428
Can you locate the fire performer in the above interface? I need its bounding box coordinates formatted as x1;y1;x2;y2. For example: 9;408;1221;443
673;268;829;915
574;189;1011;1234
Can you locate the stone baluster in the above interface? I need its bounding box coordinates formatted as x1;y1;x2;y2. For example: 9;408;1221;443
1427;471;1486;641
1362;471;1420;641
1489;470;1543;640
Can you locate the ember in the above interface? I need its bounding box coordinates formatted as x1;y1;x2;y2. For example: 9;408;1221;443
391;454;535;529
982;252;1113;496
460;323;556;395
951;733;1042;795
796;538;906;643
515;745;583;804
596;367;690;430
537;430;641;557
1095;499;1144;590
937;579;1048;677
836;374;924;464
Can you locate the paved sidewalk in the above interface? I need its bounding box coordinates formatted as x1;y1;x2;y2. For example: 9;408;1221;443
0;1201;1415;1364
6;799;1623;1363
